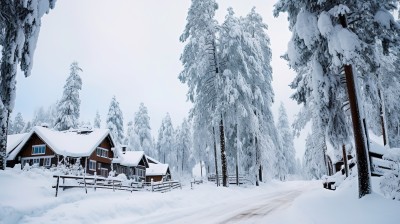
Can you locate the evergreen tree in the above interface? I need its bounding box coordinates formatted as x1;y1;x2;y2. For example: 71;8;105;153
0;0;56;170
303;131;327;180
54;62;83;131
125;120;141;151
13;112;25;134
106;96;124;144
274;0;399;198
94;111;101;129
176;118;193;174
134;103;153;157
157;113;174;164
276;103;296;176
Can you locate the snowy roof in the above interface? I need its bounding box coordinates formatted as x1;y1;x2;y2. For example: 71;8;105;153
146;155;161;164
6;133;28;155
146;163;170;176
8;126;113;160
112;151;147;167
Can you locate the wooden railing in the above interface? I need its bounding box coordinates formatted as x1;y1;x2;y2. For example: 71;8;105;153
150;181;182;193
208;174;253;185
52;175;143;197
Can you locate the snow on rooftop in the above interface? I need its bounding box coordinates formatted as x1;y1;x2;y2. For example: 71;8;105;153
146;163;169;176
8;126;111;160
113;151;145;167
6;133;28;154
146;155;161;164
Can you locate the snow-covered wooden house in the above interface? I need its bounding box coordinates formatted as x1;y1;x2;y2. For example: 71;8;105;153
145;156;171;182
112;148;149;181
6;126;116;177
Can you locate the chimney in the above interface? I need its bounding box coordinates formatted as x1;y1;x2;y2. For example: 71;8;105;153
122;145;127;154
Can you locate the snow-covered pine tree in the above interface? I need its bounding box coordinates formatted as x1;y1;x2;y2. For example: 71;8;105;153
94;111;101;129
7;118;14;135
274;0;399;198
54;62;83;131
13;112;25;134
176;118;193;174
303;129;327;180
133;103;153;157
157;113;174;164
106;96;124;144
219;8;278;183
180;0;230;186
276;103;296;176
125;120;141;151
0;0;56;170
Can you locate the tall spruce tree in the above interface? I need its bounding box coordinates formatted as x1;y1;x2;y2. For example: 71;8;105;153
0;0;56;170
134;103;153;157
106;96;124;144
94;111;101;129
157;113;174;164
13;112;25;134
54;62;83;131
276;103;297;176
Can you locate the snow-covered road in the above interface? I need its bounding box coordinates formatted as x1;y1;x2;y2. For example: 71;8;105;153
115;183;317;224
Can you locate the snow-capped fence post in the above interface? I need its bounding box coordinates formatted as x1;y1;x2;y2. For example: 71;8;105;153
55;175;60;197
83;173;87;194
169;182;172;191
151;179;154;192
112;179;115;192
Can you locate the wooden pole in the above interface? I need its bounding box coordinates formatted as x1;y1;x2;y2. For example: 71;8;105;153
55;175;60;197
339;13;372;198
212;127;219;186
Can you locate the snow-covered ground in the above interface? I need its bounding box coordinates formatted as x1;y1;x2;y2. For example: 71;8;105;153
1;167;399;224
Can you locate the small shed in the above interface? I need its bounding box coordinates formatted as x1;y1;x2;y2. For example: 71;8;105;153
146;163;171;182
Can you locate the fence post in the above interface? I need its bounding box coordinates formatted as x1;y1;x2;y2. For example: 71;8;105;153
151;178;154;192
84;173;87;194
113;179;115;192
94;172;97;191
170;182;172;191
62;176;65;191
55;176;60;197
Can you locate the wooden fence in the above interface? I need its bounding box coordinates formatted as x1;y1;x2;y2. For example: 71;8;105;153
52;175;143;197
150;181;182;193
208;174;253;185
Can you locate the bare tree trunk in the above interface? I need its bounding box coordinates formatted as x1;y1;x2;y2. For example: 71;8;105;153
255;135;259;186
377;88;388;146
342;144;349;177
235;124;239;185
212;127;219;186
220;118;228;187
340;12;372;199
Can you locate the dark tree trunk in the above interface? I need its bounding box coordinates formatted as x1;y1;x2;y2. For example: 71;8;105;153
259;165;263;182
342;144;349;177
377;88;388;146
220;118;228;187
235;124;239;186
255;136;259;186
339;14;371;198
213;127;219;186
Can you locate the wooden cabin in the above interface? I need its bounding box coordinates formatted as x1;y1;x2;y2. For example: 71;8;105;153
112;149;149;181
7;126;115;177
6;133;28;168
145;156;171;182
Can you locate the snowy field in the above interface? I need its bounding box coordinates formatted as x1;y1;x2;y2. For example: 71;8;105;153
1;167;399;224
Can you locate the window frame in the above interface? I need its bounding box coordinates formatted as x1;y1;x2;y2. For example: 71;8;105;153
96;147;108;158
89;160;96;171
32;145;46;155
44;158;51;167
32;158;40;165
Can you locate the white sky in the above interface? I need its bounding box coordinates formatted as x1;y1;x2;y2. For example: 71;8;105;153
13;0;308;159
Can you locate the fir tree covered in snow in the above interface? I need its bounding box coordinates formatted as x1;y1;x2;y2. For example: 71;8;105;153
175;118;193;174
54;62;83;131
106;96;124;144
0;0;56;170
134;103;153;157
276;103;296;179
125;120;141;151
12;112;25;134
94;111;101;129
157;113;174;164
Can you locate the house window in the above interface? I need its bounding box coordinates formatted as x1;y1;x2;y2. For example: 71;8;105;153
44;158;51;167
137;168;145;177
89;160;96;171
32;145;46;155
32;158;40;165
100;168;108;177
96;147;108;158
98;162;102;170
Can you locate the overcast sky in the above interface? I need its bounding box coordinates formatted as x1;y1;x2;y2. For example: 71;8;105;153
13;0;309;159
